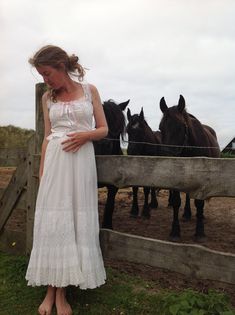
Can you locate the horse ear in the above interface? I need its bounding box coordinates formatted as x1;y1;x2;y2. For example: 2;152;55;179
119;99;130;111
127;108;131;121
178;95;185;112
140;107;144;120
160;97;168;113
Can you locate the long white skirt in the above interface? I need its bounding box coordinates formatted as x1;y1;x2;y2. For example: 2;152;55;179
25;137;106;289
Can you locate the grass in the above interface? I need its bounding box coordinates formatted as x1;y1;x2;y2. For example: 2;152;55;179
0;251;234;315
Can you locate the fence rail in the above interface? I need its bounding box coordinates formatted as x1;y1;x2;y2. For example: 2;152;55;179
31;154;235;200
100;229;235;285
95;155;235;199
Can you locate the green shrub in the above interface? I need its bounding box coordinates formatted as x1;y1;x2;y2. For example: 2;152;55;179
159;289;235;315
220;152;235;158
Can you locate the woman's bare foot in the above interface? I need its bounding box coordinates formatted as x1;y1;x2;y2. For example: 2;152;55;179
55;288;72;315
38;285;56;315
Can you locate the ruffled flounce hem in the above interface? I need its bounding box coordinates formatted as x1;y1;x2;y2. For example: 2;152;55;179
25;244;106;289
25;269;106;289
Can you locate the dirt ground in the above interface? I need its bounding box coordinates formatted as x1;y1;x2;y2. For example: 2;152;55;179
98;187;235;254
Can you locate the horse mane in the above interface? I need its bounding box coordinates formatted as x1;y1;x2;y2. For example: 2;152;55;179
103;100;126;138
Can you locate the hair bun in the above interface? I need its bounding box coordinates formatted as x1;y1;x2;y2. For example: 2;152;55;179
69;54;79;65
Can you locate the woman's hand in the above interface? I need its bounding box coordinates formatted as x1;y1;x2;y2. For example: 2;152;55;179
61;132;90;152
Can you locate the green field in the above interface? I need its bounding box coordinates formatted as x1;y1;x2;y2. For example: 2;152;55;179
0;251;234;315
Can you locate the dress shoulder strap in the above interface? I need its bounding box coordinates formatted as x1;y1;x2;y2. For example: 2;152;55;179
82;83;92;103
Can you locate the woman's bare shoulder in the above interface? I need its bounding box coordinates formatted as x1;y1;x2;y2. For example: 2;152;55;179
41;91;51;108
88;83;98;94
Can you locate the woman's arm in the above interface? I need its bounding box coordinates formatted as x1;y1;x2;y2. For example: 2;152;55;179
39;92;51;180
87;84;109;140
62;84;108;152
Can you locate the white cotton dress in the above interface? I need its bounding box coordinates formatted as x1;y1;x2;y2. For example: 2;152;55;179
25;83;106;289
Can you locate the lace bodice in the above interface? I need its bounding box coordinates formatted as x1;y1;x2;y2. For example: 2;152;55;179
46;83;94;141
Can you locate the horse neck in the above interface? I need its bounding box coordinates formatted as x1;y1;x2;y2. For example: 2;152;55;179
143;121;156;143
142;122;161;156
186;115;216;157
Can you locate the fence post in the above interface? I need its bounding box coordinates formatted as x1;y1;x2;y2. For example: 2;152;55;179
26;135;36;254
35;83;46;154
26;83;45;254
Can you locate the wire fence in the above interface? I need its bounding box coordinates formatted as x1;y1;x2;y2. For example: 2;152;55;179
102;137;235;152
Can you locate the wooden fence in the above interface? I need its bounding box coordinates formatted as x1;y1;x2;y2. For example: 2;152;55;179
0;145;29;255
0;147;28;167
0;83;235;285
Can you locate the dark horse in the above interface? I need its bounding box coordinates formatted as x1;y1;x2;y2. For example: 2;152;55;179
159;95;220;241
93;99;130;229
127;107;161;218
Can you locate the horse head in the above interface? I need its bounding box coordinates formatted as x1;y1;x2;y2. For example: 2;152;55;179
127;107;146;155
159;95;189;156
94;99;129;155
127;107;161;156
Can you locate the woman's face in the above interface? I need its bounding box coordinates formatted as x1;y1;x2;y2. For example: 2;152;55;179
36;64;66;90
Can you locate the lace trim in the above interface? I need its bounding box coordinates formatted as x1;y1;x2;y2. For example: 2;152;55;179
46;83;92;109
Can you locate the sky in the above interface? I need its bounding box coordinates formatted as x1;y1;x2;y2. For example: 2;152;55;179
1;0;235;149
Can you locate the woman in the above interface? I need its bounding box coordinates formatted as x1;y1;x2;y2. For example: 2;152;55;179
25;45;108;315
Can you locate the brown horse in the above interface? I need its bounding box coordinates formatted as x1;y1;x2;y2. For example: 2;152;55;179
159;95;220;241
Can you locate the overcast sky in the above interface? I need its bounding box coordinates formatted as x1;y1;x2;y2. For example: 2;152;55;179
1;0;235;148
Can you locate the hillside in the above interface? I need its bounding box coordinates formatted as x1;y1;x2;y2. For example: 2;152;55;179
0;125;35;148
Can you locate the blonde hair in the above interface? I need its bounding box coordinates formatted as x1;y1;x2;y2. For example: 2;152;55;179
29;45;86;102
